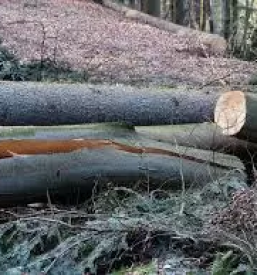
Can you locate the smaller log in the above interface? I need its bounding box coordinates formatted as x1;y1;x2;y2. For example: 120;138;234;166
136;123;257;184
136;123;257;156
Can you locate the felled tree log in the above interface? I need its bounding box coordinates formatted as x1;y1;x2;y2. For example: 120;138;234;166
214;90;257;143
0;124;245;206
0;122;251;169
0;123;243;169
102;0;227;56
0;81;218;126
136;123;257;183
0;138;243;207
136;123;257;156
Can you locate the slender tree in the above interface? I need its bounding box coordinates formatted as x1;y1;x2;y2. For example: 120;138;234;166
189;0;198;29
199;0;204;30
222;0;231;39
209;0;223;34
241;0;255;57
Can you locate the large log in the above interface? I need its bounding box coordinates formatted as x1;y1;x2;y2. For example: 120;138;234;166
102;0;227;56
0;124;245;206
0;123;243;169
0;81;218;126
214;91;257;143
0;122;250;170
0;138;243;207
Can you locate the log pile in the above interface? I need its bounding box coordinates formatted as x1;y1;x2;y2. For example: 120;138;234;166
0;82;254;207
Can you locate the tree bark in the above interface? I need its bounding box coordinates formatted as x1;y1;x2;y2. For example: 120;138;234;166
102;0;227;55
209;0;223;35
0;128;244;207
0;81;218;126
0;123;243;169
221;0;229;39
136;122;257;155
136;123;257;183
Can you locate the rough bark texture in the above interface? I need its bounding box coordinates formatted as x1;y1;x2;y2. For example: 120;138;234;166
210;0;223;35
136;123;257;156
136;123;257;183
0;82;218;126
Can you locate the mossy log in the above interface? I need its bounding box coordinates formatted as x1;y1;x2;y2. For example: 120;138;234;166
0;82;218;126
0;124;244;207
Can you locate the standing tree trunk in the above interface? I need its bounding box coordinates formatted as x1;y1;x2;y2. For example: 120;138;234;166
199;0;204;30
147;0;161;16
222;0;231;39
176;0;189;25
189;0;198;29
210;0;223;34
141;0;148;12
229;0;238;51
241;0;255;58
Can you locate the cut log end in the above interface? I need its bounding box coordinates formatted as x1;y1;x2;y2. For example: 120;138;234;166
214;91;246;136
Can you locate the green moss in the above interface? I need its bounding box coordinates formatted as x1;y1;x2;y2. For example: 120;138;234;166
249;74;257;85
111;261;156;275
0;40;89;83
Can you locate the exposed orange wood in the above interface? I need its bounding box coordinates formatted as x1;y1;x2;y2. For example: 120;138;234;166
0;139;112;158
0;139;230;170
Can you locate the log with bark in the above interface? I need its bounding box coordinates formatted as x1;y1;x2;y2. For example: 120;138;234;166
102;0;227;56
136;123;257;158
0;123;243;169
0;81;218;126
136;123;257;183
0;123;244;169
0;124;245;207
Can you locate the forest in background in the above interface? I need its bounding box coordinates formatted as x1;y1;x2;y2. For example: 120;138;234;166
116;0;257;60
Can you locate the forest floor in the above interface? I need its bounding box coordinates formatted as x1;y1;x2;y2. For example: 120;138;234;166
0;0;256;86
0;1;257;274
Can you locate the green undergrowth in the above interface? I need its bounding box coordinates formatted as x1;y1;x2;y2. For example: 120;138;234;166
0;175;255;274
0;38;89;83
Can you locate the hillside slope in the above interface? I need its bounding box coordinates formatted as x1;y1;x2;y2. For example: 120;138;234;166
0;0;255;85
